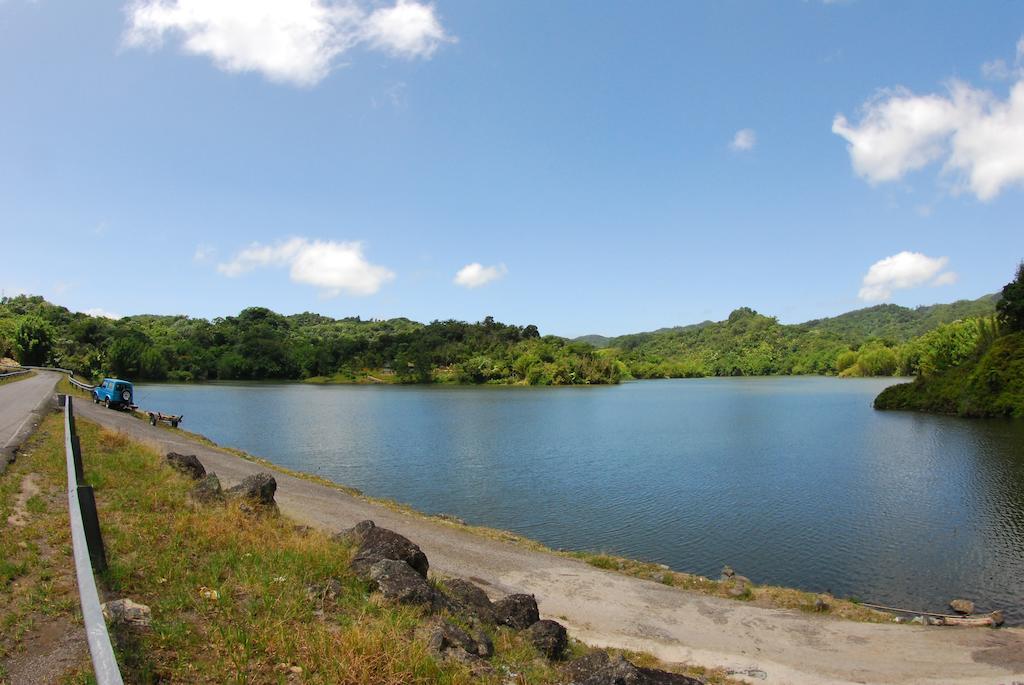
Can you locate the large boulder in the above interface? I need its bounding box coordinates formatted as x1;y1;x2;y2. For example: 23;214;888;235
444;578;497;624
368;559;449;612
494;593;540;629
226;473;277;506
949;598;975;615
526;619;568;660
190;473;224;504
565;652;704;685
349;525;429;579
165;452;206;480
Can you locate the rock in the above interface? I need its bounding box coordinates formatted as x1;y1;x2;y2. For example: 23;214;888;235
814;594;830;612
101;598;152;627
493;593;540;630
165;452;206;480
990;610;1005;626
526;619;568;660
926;616;944;626
720;565;735;579
368;559;449;612
949;598;975;615
427;619;493;661
332;519;377;544
444;578;497;624
565;652;703;685
910;616;924;625
349;525;429;579
226;472;277;506
190;473;224;504
722;575;752;598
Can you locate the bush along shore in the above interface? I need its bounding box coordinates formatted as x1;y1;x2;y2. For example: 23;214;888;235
1;412;742;684
874;262;1024;417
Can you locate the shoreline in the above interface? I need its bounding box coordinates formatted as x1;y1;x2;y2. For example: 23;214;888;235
61;376;891;623
60;379;1024;684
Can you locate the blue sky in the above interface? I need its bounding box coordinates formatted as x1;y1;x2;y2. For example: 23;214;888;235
1;1;1022;337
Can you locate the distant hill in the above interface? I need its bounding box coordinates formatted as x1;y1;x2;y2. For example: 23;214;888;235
573;294;999;379
577;295;998;349
798;294;999;344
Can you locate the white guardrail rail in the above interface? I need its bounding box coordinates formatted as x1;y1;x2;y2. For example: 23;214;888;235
63;395;124;683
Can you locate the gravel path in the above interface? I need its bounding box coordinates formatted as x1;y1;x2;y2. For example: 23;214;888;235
72;397;1024;685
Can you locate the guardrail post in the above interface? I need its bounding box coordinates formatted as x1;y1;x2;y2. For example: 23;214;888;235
77;485;108;573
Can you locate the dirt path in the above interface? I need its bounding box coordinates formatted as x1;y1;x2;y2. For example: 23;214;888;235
74;400;1024;685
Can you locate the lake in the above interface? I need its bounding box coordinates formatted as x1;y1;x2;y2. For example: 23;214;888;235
135;377;1024;623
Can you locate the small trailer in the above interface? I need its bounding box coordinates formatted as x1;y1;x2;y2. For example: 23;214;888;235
147;411;183;428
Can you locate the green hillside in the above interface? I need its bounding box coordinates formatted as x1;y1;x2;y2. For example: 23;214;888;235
874;266;1024;418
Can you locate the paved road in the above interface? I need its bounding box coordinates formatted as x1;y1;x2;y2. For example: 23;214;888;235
74;399;1024;685
0;371;60;470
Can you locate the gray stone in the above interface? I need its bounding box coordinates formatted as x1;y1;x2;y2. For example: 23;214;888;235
226;472;277;505
368;559;449;612
101;598;152;627
349;524;429;579
493;593;540;630
949;598;975;615
332;519;377;544
165;452;206;480
526;619;568;660
427;619;493;660
190;473;224;504
814;594;830;612
444;578;497;624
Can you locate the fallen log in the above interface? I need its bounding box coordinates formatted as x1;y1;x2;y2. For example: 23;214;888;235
860;602;1004;627
939;611;1004;627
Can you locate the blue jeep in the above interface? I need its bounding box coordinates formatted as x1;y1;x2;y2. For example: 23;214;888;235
93;378;134;409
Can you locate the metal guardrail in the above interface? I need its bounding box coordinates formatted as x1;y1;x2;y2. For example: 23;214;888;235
68;376;96;391
63;395;124;684
0;369;30;379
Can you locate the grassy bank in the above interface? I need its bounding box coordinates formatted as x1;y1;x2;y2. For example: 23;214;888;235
1;412;739;684
0;369;33;386
874;332;1024;417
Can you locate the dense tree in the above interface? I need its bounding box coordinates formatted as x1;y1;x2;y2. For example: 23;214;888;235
997;261;1024;333
14;316;53;366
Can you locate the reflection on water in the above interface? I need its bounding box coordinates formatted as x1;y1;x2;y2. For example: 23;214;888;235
136;377;1024;623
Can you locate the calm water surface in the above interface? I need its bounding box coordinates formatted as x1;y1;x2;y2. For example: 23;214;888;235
136;378;1024;623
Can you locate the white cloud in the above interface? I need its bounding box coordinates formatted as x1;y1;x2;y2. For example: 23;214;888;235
858;251;957;301
217;238;394;296
123;0;452;87
83;308;122;320
362;0;449;58
729;128;756;151
833;37;1024;201
453;262;507;289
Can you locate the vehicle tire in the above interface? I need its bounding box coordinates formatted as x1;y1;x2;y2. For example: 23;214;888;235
103;398;110;409
93;394;99;404
149;415;157;426
121;389;131;402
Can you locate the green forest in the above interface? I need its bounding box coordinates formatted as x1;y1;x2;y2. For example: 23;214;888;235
874;263;1024;417
0;287;1005;389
